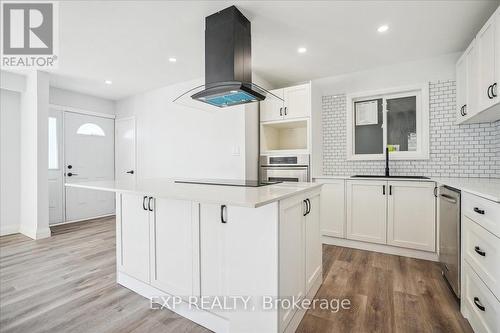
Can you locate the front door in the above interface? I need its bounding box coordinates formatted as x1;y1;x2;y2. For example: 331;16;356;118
64;112;115;221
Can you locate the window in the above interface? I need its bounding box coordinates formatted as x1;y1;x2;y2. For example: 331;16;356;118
48;117;58;169
346;84;429;160
76;123;105;136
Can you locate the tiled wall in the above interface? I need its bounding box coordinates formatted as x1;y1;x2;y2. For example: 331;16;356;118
322;80;500;178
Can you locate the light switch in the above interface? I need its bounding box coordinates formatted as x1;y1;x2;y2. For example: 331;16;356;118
232;145;241;156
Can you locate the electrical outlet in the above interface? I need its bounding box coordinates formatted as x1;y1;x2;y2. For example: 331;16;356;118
450;155;459;164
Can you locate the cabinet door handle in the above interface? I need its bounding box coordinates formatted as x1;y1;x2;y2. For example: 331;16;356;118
389;185;392;195
279;107;283;116
284;106;288;115
383;185;386;195
492;83;497;97
488;85;493;99
142;196;148;210
460;105;464;116
148;197;153;211
474;246;486;257
473;297;485;311
473;207;485;215
221;205;227;223
463;104;467;115
433;186;438;197
307;199;311;215
303;200;308;216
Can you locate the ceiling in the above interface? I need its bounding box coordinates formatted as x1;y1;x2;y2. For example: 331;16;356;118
47;0;499;100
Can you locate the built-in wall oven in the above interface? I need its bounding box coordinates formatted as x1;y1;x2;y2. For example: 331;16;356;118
260;155;309;183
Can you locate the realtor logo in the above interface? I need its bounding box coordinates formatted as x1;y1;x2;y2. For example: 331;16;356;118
1;1;58;67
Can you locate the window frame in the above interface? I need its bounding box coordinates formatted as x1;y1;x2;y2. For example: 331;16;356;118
346;83;429;161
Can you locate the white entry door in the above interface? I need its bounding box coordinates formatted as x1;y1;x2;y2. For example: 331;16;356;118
115;117;136;181
48;109;64;224
64;112;115;221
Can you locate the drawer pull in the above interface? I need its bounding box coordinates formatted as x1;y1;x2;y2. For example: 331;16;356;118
473;297;485;311
474;246;486;257
473;207;485;215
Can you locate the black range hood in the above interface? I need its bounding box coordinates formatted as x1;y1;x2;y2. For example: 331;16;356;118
190;6;266;108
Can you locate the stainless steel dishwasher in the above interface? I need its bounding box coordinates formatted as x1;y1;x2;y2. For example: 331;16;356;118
439;186;461;299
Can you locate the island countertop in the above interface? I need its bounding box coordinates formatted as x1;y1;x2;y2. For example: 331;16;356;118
65;179;323;208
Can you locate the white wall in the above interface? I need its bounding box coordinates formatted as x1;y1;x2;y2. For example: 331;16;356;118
0;89;21;235
116;78;257;180
313;52;460;96
49;87;115;115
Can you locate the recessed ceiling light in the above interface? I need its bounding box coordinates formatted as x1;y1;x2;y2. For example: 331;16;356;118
169;57;177;62
297;47;307;54
377;25;389;33
104;80;112;85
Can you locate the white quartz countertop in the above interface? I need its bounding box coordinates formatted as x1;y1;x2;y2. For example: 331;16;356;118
314;175;500;203
65;179;322;208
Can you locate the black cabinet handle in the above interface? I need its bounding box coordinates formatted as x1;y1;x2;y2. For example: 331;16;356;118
473;297;485;311
279;107;283;116
383;185;386;195
460;105;463;116
284;106;288;115
492;83;497;97
389;185;392;195
307;199;311;215
126;170;134;174
474;246;486;256
142;196;148;210
433;186;438;197
148;197;153;211
303;200;308;216
221;205;227;223
488;85;493;99
463;104;467;115
473;207;485;215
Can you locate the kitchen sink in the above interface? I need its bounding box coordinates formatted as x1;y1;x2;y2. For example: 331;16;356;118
351;175;430;179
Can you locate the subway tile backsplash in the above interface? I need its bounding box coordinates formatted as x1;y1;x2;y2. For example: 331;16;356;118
322;80;500;178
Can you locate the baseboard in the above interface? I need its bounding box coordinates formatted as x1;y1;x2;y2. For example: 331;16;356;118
18;226;51;240
117;271;229;333
50;214;115;226
0;224;19;236
322;236;438;262
283;271;323;333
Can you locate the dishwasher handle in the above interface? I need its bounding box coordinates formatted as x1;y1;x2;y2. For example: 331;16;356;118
440;193;458;204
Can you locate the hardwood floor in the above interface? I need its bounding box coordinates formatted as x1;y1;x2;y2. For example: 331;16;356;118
0;217;472;333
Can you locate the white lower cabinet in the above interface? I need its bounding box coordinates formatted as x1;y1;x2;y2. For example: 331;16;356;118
345;180;436;252
279;190;321;332
387;181;436;251
117;193;200;296
317;179;345;238
117;193;151;283
346;180;387;244
150;199;200;298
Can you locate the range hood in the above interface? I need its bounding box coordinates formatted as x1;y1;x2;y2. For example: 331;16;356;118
174;6;280;110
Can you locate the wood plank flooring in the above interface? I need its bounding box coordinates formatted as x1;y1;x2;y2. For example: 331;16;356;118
0;217;472;333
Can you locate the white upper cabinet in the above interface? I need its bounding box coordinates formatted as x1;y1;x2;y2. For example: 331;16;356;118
260;88;284;122
346;180;387;244
457;7;500;123
387;181;436;252
260;83;311;122
283;84;311;120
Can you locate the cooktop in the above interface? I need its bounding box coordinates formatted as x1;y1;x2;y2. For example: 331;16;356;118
175;179;282;187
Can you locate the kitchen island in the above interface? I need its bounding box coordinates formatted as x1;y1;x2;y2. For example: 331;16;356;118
66;179;323;333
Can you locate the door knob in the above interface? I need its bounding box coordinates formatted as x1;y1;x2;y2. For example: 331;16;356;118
67;165;72;169
126;170;134;174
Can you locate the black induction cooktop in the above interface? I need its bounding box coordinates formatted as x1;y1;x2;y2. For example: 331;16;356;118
175;179;282;187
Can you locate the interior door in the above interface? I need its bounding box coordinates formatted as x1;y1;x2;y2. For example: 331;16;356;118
48;109;64;224
115;117;136;181
64;112;115;221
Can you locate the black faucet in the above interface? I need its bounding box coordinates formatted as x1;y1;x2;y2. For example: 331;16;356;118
385;147;390;177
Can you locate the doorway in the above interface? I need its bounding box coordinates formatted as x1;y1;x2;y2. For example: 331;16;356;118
48;109;116;225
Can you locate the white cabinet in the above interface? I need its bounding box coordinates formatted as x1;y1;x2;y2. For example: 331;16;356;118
346;180;436;251
260;83;310;122
304;192;321;293
387;181;436;252
150;199;200;298
456;41;478;122
260;88;284;122
317;179;345;238
117;193;151;283
346;180;387;244
278;196;305;329
457;7;500;123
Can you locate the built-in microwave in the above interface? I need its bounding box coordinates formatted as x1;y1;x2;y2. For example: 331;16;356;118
260;155;309;182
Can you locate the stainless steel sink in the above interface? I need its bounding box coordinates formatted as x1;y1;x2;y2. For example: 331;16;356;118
351;175;430;179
